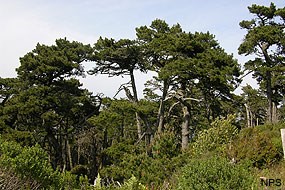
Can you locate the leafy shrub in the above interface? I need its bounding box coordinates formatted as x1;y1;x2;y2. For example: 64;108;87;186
0;137;78;189
117;175;146;190
101;140;178;188
0;166;42;190
71;164;89;179
192;114;238;155
90;175;146;190
151;131;180;159
0;142;60;188
176;156;255;190
227;124;283;168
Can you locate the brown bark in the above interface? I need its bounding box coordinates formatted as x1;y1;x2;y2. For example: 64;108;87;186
126;70;153;143
46;131;62;170
135;112;143;139
180;83;191;151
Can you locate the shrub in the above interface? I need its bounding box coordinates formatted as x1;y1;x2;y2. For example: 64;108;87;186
71;164;89;179
101;139;178;188
227;124;283;168
191;114;238;156
151;131;180;159
176;156;255;190
118;175;146;190
0;166;42;190
0;137;78;189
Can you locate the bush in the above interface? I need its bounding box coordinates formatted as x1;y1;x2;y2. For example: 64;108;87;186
176;156;255;190
100;132;183;188
71;164;89;179
0;137;78;189
117;175;146;190
0;166;42;190
227;124;283;168
151;131;180;159
192;114;238;156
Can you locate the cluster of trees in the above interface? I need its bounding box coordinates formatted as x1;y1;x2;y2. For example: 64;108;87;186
0;2;285;189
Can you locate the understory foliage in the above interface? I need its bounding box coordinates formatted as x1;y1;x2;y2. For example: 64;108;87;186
0;136;76;189
227;124;283;168
191;114;238;155
100;132;180;188
176;156;255;190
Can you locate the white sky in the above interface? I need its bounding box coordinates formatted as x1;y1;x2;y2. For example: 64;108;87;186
1;0;284;97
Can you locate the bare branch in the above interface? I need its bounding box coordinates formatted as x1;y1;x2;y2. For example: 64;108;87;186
167;101;180;118
183;97;202;102
113;81;132;98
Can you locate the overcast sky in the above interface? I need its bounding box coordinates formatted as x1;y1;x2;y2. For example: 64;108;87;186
1;0;284;97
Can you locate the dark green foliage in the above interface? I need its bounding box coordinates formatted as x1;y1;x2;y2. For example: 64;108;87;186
90;38;146;76
100;142;142;182
1;9;285;189
17;38;92;85
239;3;285;123
0;38;101;170
227;124;283;168
152;131;180;159
136;19;241;151
241;85;267;127
176;156;255;190
88;98;138;142
100;132;181;187
70;164;89;178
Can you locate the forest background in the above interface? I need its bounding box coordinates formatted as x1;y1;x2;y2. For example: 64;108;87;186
1;1;285;189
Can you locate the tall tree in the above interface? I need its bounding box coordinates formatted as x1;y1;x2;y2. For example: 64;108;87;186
241;85;267;127
137;20;240;150
159;31;240;150
89;38;149;140
2;39;101;170
239;3;285;123
136;19;183;134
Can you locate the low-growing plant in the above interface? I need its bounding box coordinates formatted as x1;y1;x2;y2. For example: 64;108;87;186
227;124;283;168
191;114;238;156
0;136;78;189
175;156;255;190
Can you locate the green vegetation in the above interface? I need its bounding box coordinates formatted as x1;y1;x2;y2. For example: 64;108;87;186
1;2;285;189
176;156;255;190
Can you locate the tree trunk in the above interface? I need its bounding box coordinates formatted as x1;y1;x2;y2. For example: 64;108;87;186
157;79;169;134
129;70;143;139
181;105;190;151
250;109;253;127
66;138;73;170
272;101;278;124
135;112;143;139
245;103;251;127
102;127;108;166
46;130;62;170
261;44;275;124
266;70;273;123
